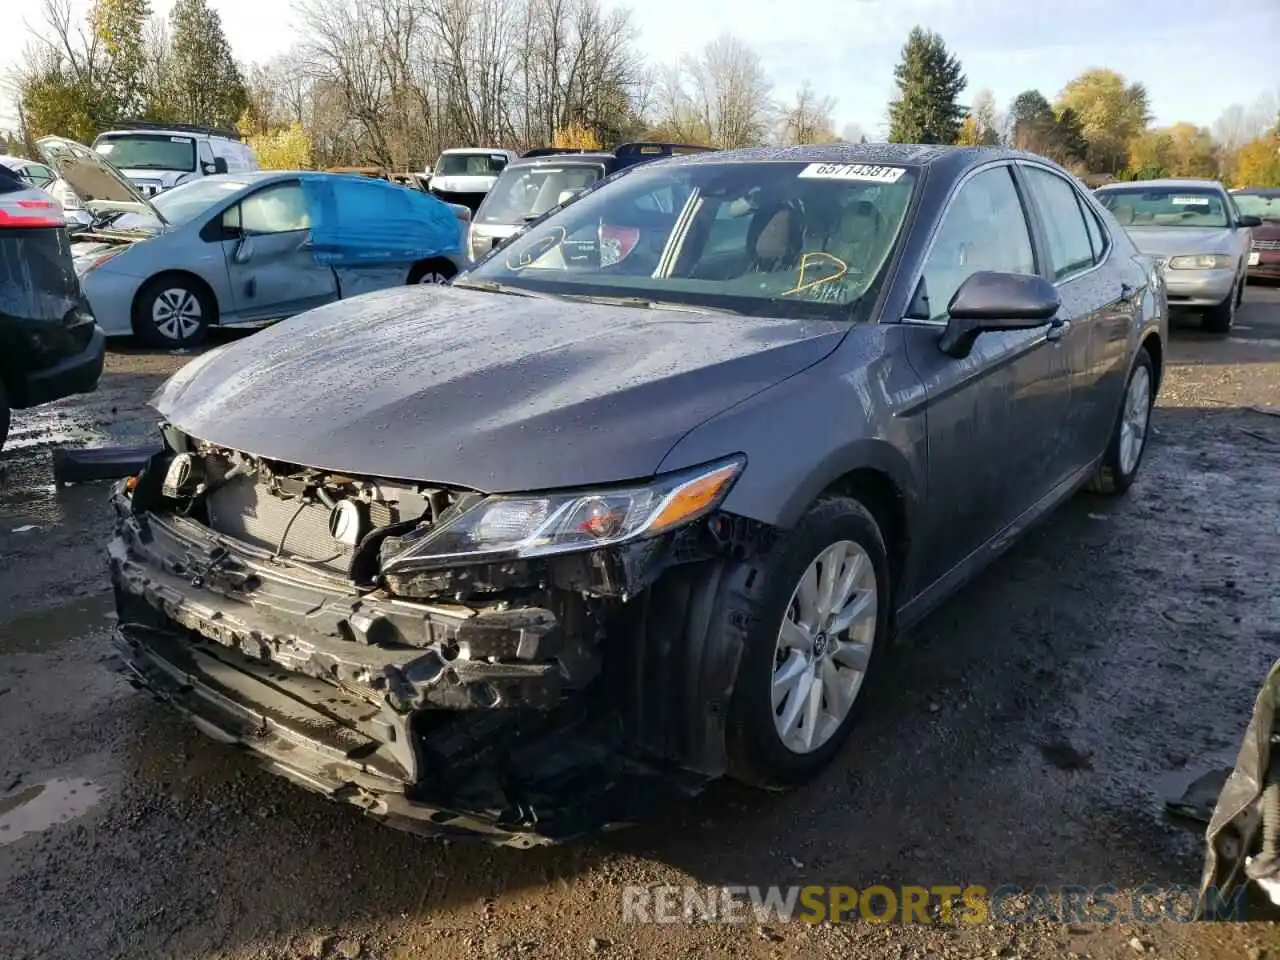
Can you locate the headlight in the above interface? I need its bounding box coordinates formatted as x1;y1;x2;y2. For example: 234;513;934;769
76;247;125;275
1167;254;1234;270
381;457;745;573
469;229;491;261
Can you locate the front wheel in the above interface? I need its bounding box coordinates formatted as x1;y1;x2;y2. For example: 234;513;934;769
1202;287;1235;334
1088;347;1155;495
133;276;213;348
726;496;891;789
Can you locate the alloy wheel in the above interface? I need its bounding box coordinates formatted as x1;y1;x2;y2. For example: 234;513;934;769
152;288;203;341
771;539;878;754
1119;364;1152;476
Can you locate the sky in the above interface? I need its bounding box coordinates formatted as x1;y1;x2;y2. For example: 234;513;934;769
3;0;1278;138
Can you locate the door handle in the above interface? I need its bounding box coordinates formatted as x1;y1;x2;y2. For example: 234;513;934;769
1045;318;1070;342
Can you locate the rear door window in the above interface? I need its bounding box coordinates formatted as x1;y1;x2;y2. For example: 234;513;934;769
1021;166;1096;281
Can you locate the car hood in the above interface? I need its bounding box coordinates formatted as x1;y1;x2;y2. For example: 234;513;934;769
1125;226;1236;257
1252;219;1280;242
35;136;164;222
151;285;846;492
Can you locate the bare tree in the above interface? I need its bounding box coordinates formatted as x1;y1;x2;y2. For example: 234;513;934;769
654;34;773;148
779;81;836;145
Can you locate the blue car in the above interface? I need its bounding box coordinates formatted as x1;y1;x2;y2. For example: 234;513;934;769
38;137;470;348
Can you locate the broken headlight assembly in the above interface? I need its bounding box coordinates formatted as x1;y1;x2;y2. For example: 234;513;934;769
380;456;745;574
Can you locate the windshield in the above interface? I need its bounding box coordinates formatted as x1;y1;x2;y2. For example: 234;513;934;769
1096;187;1229;228
151;177;247;224
477;163;605;224
94;134;196;172
434;152;509;177
465;160;918;317
1232;192;1280;221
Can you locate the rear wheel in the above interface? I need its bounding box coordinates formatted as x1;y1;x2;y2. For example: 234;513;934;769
407;258;457;285
726;496;891;789
1088;347;1154;495
133;276;213;348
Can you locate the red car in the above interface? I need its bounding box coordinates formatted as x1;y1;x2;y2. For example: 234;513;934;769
1233;187;1280;280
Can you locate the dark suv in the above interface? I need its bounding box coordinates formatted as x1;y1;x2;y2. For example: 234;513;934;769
467;142;714;260
0;164;105;449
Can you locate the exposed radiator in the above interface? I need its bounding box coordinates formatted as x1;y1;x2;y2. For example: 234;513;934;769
205;476;392;571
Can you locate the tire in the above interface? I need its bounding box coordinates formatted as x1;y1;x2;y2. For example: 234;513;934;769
1088;347;1155;496
1202;286;1235;334
1235;275;1245;309
407;259;457;285
725;496;892;789
0;379;9;452
133;275;213;348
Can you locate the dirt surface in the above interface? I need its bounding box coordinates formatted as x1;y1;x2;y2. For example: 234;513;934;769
3;290;1280;960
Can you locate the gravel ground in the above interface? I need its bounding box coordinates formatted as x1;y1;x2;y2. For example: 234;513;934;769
2;288;1280;960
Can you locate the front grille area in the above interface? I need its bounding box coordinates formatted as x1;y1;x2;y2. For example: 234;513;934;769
1253;239;1280;251
205;476;392;571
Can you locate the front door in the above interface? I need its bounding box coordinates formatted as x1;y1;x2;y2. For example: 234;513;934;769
901;163;1073;588
219;180;338;322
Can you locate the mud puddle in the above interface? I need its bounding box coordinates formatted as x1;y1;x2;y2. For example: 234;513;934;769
0;593;116;654
0;778;105;846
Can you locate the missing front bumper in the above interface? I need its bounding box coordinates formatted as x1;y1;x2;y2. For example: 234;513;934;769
108;488;707;844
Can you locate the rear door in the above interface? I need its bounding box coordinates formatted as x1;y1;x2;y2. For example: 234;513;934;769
1017;163;1135;470
215;179;338;322
901;163;1073;587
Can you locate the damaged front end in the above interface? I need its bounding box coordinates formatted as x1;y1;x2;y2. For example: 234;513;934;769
109;427;769;845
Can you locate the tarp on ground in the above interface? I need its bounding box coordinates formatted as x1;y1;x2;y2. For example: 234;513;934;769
299;173;462;267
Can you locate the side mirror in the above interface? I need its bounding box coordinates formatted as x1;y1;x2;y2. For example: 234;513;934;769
232;236;255;265
937;271;1060;359
1237;214;1262;228
212;157;229;175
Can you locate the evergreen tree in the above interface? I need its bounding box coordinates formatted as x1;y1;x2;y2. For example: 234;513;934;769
887;27;967;145
167;0;247;128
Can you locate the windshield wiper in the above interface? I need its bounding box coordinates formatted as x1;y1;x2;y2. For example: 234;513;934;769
557;294;739;315
451;279;558;299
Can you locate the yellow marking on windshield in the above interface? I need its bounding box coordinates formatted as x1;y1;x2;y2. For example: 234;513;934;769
783;252;849;296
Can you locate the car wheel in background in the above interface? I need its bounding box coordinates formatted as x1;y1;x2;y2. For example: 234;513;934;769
1088;347;1155;496
726;496;891;789
133;276;213;349
1202;287;1235;334
407;258;457;285
0;379;10;451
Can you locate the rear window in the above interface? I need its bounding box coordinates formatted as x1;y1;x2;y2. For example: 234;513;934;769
0;222;82;325
476;164;606;224
434;152;509;177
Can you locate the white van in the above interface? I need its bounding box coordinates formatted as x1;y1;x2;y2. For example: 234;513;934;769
91;122;259;197
426;148;518;213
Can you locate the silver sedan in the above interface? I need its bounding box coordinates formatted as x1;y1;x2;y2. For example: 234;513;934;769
1096;178;1261;333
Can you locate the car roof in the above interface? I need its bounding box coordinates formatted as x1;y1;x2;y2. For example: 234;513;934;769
0;155;41;169
1096;178;1225;191
505;153;617;169
659;143;1046;178
1233;186;1280;196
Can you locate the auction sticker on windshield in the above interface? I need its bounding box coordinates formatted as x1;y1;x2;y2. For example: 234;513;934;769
1171;196;1210;205
797;163;905;183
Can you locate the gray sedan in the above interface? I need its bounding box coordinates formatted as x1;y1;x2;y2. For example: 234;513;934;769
110;144;1166;844
38;137;469;347
1096;178;1260;333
